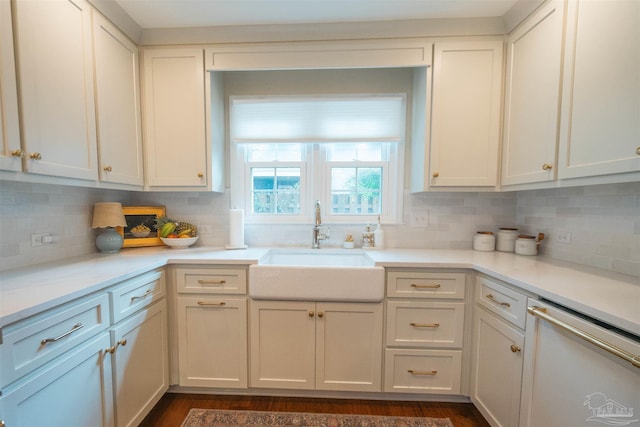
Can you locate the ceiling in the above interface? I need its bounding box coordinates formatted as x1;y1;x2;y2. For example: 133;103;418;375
114;0;521;29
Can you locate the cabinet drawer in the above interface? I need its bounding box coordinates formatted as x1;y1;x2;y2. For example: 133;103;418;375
0;293;110;388
384;348;462;394
176;267;247;295
387;271;465;299
110;270;165;323
386;301;464;348
476;276;527;329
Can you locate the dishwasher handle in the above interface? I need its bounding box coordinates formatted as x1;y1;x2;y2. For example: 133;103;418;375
528;306;640;369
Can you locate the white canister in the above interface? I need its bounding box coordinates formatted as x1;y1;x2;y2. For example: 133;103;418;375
496;228;519;252
515;235;538;256
473;232;495;252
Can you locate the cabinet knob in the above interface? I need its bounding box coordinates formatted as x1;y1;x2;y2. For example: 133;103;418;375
197;172;204;178
318;312;324;318
29;152;42;160
542;163;553;171
432;172;439;178
510;344;521;353
105;339;128;354
636;147;640;156
103;165;112;172
308;311;314;317
11;149;24;158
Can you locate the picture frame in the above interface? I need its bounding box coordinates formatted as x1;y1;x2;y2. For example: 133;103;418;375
117;206;166;248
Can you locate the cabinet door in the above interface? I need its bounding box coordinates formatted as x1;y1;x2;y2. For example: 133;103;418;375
142;48;208;188
430;41;503;187
0;333;114;427
177;297;247;388
501;1;565;186
558;0;640;178
13;0;98;180
315;302;383;392
111;301;168;427
470;308;524;427
249;300;315;390
0;0;22;172
92;12;143;186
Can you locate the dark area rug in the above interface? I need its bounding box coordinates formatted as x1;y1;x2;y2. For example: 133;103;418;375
181;408;454;427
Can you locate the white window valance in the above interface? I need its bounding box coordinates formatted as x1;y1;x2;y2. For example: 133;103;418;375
230;95;406;143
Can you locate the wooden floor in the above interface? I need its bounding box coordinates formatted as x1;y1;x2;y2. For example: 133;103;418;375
139;393;491;427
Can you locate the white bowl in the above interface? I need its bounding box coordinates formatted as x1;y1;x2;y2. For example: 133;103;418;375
160;236;199;248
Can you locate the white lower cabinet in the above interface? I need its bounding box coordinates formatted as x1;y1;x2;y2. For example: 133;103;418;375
0;270;168;427
0;332;115;427
470;275;528;427
110;300;168;427
250;300;383;392
470;307;524;427
176;297;248;388
174;266;248;389
384;270;467;395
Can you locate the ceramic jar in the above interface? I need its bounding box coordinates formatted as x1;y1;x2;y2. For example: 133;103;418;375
496;228;519;252
515;234;538;256
473;231;495;252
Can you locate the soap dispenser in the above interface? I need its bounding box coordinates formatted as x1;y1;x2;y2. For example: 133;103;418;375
373;216;385;249
362;224;375;248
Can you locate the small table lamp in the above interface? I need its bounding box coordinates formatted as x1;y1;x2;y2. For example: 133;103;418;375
92;202;128;253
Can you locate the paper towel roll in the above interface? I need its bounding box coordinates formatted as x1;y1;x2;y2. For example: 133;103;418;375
228;209;246;249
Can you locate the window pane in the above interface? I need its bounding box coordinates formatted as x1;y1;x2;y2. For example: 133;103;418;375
327;143;383;161
331;167;382;214
251;167;300;214
247;143;302;162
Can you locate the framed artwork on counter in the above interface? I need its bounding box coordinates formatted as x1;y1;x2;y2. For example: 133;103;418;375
116;206;166;248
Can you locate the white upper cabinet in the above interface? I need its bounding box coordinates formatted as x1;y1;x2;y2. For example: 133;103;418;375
501;0;565;186
558;0;640;179
0;0;22;172
92;11;144;187
13;0;99;180
429;40;504;188
142;48;209;189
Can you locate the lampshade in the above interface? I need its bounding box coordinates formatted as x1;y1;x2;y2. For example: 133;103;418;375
92;202;127;228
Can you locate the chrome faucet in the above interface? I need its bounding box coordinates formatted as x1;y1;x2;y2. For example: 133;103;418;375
312;200;329;249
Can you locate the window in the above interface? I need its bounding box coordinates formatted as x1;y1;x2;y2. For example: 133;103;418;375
230;95;405;224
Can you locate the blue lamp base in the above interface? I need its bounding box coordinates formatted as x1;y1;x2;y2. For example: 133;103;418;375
96;228;124;253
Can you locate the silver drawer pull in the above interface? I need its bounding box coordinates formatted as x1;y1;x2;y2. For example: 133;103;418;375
41;323;84;345
408;369;438;376
410;283;441;289
130;289;153;302
486;294;511;308
410;322;440;328
197;301;226;306
197;279;226;285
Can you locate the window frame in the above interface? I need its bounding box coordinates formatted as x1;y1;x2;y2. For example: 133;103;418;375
232;142;403;225
229;94;405;225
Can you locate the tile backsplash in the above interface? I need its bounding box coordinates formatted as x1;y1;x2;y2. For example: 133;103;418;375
1;180;638;276
515;182;639;276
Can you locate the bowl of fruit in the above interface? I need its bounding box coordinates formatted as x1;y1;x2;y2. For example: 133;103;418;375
155;216;199;249
130;224;151;238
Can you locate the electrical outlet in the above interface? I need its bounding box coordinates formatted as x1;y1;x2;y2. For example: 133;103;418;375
31;233;51;247
555;231;572;243
411;209;429;228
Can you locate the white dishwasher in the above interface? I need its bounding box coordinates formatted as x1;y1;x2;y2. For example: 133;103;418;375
520;298;640;427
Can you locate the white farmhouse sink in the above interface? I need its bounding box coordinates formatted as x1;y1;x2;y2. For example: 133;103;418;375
249;249;385;302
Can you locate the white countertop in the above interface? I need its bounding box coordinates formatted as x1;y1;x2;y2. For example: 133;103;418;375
1;246;638;336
